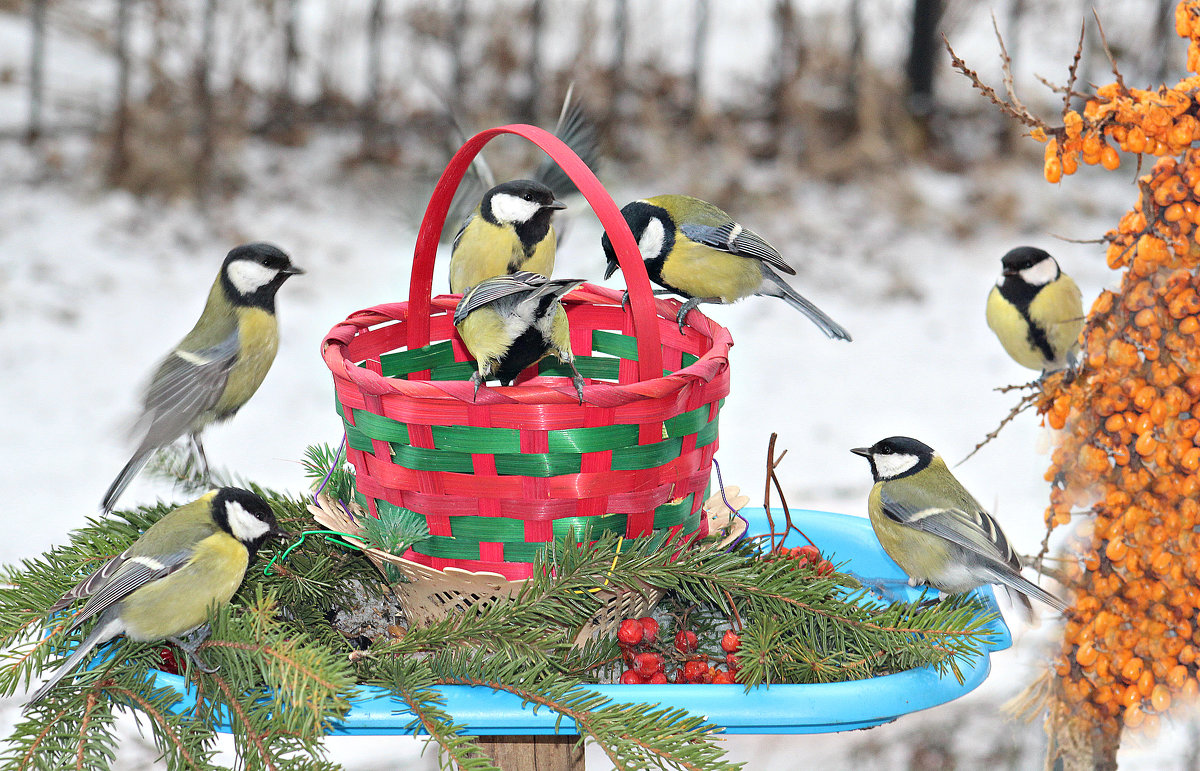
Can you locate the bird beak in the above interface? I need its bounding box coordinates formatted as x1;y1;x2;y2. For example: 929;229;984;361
604;261;618;280
270;526;294;541
850;447;871;458
548;199;567;211
283;265;305;276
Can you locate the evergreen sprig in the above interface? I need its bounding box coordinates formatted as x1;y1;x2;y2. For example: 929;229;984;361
0;474;1000;769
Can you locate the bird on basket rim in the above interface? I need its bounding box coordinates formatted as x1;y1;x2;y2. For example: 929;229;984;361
601;194;851;339
453;271;587;404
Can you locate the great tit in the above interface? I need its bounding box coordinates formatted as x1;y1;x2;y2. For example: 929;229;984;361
101;243;303;514
601;195;852;339
851;436;1067;617
986;246;1083;374
441;84;602;247
453;271;586;403
448;180;566;293
28;487;289;705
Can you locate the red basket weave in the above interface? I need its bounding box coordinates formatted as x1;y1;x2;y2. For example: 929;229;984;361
322;124;733;581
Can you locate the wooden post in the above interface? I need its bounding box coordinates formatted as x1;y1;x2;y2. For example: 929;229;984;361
474;735;584;771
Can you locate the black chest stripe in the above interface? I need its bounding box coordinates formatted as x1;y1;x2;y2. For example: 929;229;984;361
999;279;1056;362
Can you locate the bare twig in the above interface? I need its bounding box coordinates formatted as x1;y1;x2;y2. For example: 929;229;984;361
995;378;1043;394
761;434;815;549
1063;20;1086;115
944;34;1048;131
991;12;1029;117
1092;9;1127;95
956;391;1041;466
1035;73;1090;103
1048;233;1109;245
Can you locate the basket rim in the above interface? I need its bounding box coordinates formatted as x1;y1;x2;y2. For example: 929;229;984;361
322;283;734;406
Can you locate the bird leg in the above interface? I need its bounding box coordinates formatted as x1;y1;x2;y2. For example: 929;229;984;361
565;359;586;405
620;289;676;310
470;372;483;401
168;624;219;673
189;433;210;481
675;297;721;333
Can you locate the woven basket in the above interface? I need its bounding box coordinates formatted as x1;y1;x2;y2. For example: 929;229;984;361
321;124;733;583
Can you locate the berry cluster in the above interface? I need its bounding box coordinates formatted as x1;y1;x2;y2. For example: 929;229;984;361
615;617;742;685
1034;0;1200;737
770;543;834;576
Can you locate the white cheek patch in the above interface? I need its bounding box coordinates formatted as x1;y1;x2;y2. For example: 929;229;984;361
226;260;279;295
225;500;271;542
637;216;666;261
1019;257;1059;287
873;452;919;479
489;193;543;224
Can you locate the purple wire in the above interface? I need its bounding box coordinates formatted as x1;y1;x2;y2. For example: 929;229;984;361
314;434;355;524
711;458;748;550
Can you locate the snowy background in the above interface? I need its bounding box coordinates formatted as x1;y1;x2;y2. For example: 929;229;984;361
2;0;1199;767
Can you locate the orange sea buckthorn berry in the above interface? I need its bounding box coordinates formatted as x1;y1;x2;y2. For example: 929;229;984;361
1045;158;1063;184
1127;126;1148;153
1101;144;1121;170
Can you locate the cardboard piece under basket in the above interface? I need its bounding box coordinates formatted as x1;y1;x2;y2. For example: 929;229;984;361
310;492;663;647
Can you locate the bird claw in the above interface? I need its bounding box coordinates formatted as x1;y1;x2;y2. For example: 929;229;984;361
471;374;482;402
169;625;219;674
572;373;585;405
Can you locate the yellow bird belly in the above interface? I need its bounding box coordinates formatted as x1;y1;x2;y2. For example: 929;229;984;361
867;484;954;589
119;534;248;640
659;241;762;302
213;308;279;418
985;286;1045;370
1029;277;1084;369
457;308;510;376
450;222;555;293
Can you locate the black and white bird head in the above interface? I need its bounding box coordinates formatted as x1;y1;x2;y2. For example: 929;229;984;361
211;487;291;556
851;436;936;482
998;246;1059;289
601;200;674;279
481;180;566;227
220;242;304;310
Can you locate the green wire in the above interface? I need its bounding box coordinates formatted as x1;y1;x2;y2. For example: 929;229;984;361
263;529;365;576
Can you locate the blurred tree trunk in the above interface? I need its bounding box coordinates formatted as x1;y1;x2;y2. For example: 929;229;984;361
766;0;796;157
999;0;1025;151
449;0;468;115
360;0;387;161
267;0;301;142
606;0;627;131
905;0;942;144
194;0;218;199
847;0;864;134
27;0;46;145
518;0;544;123
107;0;132;186
1154;0;1174;85
685;0;709;124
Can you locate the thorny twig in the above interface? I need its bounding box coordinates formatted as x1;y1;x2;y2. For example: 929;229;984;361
956;390;1041;466
944;34;1048;131
1092;8;1128;96
1063;20;1086;115
1035;74;1090;103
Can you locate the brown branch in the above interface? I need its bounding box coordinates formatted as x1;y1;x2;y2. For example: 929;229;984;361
1035;74;1090;102
18;702;73;770
75;692;98;771
1063;20;1086;115
103;684;203;769
990;12;1030;118
210;673;277;771
1048;233;1109;245
1092;9;1127;95
956;391;1041;467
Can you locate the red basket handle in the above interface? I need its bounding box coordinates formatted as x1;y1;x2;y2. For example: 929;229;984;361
407;124;664;383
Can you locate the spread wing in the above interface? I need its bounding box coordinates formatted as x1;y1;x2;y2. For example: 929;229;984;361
58;548;195;633
679;221;796;275
878;482;1020;571
532;86;602;199
134;330;239;449
454;272;583;325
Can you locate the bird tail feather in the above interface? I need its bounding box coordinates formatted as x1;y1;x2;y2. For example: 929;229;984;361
100;452;151;516
988;567;1069;614
25;619;120;706
760;268;852;341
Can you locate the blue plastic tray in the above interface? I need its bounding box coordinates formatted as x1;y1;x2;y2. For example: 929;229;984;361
150;507;1012;735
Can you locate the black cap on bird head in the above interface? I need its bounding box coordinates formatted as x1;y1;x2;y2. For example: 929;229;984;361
850;436;936;482
1000;246;1055;277
212;487;291;557
221;242;304;311
601;200;674;280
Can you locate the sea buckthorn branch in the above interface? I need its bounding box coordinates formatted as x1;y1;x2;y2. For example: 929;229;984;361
957;3;1200;763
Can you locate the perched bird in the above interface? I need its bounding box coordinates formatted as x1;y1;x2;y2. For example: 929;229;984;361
441;83;603;248
448;179;566;293
28;488;290;705
851;436;1068;617
601;195;851;339
453;271;586;403
986;246;1083;374
101;243;303;514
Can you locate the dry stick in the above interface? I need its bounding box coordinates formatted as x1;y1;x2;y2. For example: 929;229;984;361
761;434;817;549
762;433;782;553
944;36;1045;131
1062;20;1086;115
957;391;1041;466
996;378;1043;394
1092;8;1127;95
990;12;1032;121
